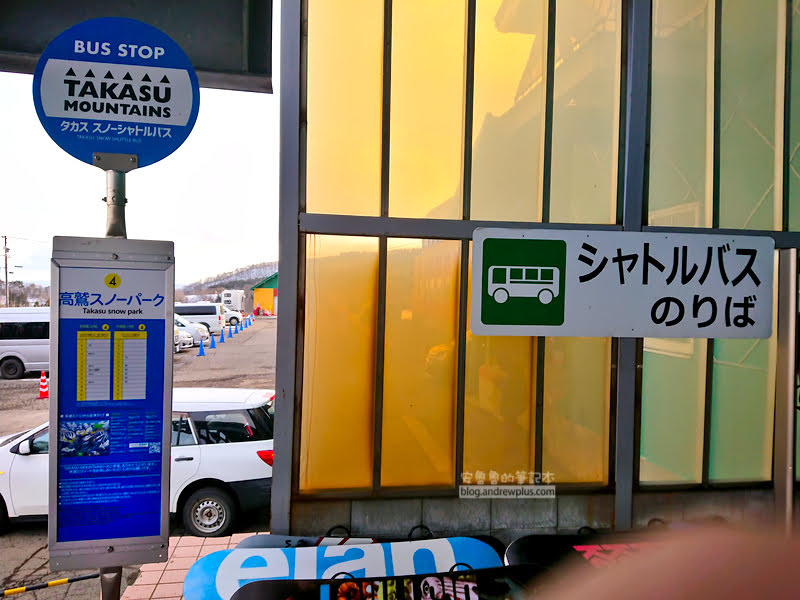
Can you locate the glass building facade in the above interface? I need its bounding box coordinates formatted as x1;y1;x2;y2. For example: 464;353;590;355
273;0;799;536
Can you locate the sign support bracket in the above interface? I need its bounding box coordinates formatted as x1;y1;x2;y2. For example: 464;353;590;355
103;169;128;239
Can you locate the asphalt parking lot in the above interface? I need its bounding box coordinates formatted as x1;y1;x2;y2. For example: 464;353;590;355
0;316;276;598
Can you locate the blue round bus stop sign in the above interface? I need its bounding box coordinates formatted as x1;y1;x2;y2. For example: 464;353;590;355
33;17;200;168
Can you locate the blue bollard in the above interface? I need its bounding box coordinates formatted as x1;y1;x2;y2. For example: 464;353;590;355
228;324;233;339
219;329;226;344
209;333;216;349
197;338;206;356
243;318;248;329
234;322;240;334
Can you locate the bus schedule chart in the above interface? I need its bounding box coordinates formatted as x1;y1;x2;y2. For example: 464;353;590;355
76;327;148;401
114;330;147;400
76;331;111;402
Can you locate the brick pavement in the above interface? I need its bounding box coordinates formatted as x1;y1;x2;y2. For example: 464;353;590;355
122;532;266;600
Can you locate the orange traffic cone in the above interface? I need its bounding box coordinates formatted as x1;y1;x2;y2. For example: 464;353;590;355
38;371;49;399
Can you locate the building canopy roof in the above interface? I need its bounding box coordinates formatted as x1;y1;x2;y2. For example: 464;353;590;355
251;272;278;289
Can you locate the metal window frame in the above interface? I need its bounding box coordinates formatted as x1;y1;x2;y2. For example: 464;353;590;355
641;0;797;495
276;0;800;532
280;0;626;513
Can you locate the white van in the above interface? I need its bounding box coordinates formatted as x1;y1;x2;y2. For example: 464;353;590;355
174;302;225;334
0;307;50;379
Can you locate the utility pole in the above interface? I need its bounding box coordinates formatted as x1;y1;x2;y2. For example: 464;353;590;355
3;235;8;308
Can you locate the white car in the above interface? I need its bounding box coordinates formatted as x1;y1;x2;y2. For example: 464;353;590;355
178;328;194;350
0;388;274;537
224;308;243;327
175;315;210;346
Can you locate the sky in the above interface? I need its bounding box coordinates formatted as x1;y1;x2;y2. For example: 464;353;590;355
0;17;280;287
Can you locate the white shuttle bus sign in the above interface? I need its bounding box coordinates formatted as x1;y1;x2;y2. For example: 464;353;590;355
471;228;774;339
33;17;199;167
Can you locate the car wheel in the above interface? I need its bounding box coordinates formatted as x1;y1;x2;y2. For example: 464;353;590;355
182;487;236;537
0;358;24;380
230;317;239;326
201;322;212;332
0;495;9;533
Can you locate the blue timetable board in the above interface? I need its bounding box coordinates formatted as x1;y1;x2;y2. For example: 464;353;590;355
54;262;169;545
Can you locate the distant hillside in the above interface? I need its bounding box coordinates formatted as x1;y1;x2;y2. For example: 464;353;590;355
182;261;278;296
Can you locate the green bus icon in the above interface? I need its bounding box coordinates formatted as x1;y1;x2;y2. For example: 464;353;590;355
489;265;560;305
481;238;566;326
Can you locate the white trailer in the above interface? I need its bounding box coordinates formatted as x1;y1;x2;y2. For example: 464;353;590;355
221;289;245;312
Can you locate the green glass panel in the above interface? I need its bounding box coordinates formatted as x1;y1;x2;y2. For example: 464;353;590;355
718;0;781;231
648;0;713;228
709;337;775;482
548;0;621;225
640;339;706;484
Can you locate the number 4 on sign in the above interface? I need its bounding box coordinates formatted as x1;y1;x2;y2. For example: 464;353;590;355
104;273;121;288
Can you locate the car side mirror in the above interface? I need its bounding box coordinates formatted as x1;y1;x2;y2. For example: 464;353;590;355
17;440;31;455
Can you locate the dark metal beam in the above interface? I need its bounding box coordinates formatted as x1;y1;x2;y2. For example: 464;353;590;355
299;213;622;240
0;0;273;93
271;0;300;535
616;0;652;531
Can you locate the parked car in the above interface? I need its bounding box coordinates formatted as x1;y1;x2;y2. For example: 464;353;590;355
178;328;194;351
224;308;243;327
0;388;275;537
175;315;210;347
0;307;49;379
174;325;181;353
174;302;225;334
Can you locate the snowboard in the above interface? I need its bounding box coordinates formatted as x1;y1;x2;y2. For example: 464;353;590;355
184;537;505;600
504;532;661;569
229;563;549;600
235;535;376;549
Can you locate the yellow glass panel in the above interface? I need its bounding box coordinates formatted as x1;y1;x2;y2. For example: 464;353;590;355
306;1;382;216
718;0;782;230
640;338;706;484
648;0;714;228
542;337;611;483
470;0;547;221
464;244;536;480
549;0;621;225
709;257;778;482
299;236;379;491
388;1;466;219
464;335;537;479
381;239;461;486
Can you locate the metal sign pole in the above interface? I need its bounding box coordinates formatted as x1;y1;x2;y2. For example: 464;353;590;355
105;170;127;239
99;167;128;600
99;567;123;600
99;168;126;600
